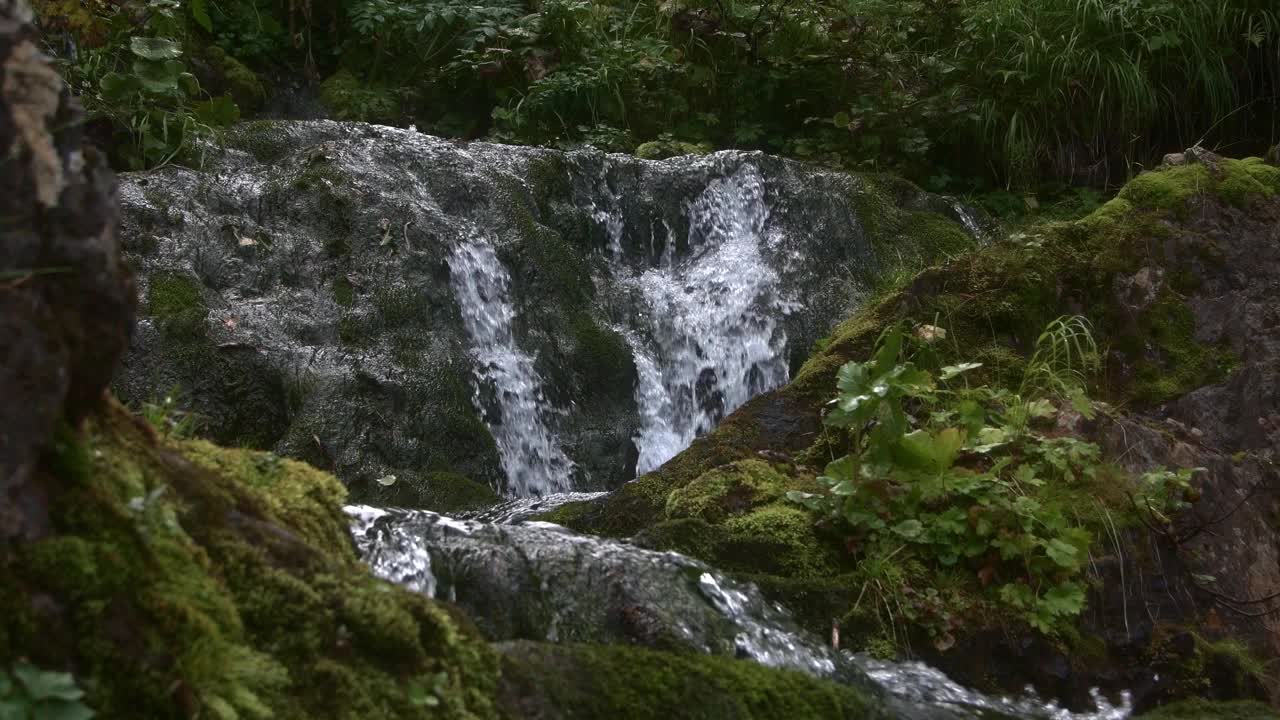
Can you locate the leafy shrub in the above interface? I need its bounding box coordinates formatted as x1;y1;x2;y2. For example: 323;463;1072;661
788;318;1193;638
40;0;241;169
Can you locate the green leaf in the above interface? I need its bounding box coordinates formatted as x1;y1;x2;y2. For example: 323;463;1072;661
32;701;95;720
872;327;903;377
833;111;851;128
894;428;963;473
1045;538;1079;568
1042;582;1085;616
830;480;857;496
12;664;83;702
1013;463;1044;487
0;701;26;720
99;72;140;101
957;399;985;434
132;59;183;94
970;425;1007;453
130;37;183;61
1026;399;1056;419
178;72;201;97
940;362;983;380
190;0;213;32
1067;386;1095;419
836;361;869;395
891;519;924;539
193;96;241;127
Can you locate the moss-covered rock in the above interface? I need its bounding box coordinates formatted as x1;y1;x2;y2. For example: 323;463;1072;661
0;400;501;719
495;642;879;720
147;271;208;341
635;137;714;160
547;151;1280;706
665;459;792;523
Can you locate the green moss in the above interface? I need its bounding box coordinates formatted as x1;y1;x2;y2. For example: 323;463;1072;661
1;400;501;720
497;642;875;719
1123;289;1236;405
632;517;722;559
147;272;208;340
332;277;355;307
178;439;352;557
338;314;366;347
566;313;634;398
1117;157;1280;213
892;211;974;264
374;285;425;329
1218;157;1280;207
1139;700;1279;720
1118;164;1212;212
634;138;713;160
665;460;793;523
226;121;295;164
719;505;835;577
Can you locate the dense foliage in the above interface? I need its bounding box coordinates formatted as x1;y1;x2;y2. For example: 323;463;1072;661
789;318;1197;642
35;0;1279;190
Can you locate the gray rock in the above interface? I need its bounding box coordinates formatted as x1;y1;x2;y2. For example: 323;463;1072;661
116;120;971;506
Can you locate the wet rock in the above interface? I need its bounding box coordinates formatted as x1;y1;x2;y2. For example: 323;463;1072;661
116;120;971;505
0;0;135;541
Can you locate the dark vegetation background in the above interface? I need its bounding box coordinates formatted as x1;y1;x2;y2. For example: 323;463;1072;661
35;0;1280;213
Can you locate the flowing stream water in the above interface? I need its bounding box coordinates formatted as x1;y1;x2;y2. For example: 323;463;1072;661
448;238;576;497
607;164;791;475
448;161;793;491
369;160;1133;718
347;504;1131;720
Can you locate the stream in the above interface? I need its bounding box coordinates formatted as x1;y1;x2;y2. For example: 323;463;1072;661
351;145;1131;717
347;501;1131;720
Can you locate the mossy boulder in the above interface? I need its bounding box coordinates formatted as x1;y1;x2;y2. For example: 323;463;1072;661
664;459;794;523
496;642;879;720
549;151;1280;707
1;400;500;719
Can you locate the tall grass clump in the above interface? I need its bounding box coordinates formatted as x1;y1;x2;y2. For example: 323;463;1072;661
955;0;1280;185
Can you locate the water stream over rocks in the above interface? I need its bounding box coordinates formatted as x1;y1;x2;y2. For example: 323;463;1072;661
347;504;1131;720
117;121;979;500
448;238;576;497
602;164;791;475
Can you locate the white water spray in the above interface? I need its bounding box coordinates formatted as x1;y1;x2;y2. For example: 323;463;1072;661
612;164;790;475
448;238;575;497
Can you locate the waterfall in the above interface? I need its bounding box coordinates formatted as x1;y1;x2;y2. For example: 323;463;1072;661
609;164;791;475
448;238;575;497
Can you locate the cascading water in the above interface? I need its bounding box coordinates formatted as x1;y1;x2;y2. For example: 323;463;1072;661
609;164;791;475
346;505;1132;720
448;238;575;497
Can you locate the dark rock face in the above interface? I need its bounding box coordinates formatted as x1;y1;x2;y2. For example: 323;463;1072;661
115;120;970;505
0;0;135;540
